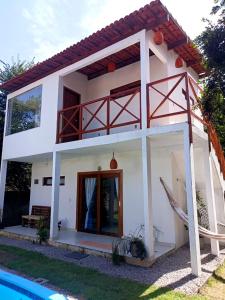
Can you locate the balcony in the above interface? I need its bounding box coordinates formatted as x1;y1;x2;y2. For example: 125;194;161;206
57;86;141;143
57;72;205;142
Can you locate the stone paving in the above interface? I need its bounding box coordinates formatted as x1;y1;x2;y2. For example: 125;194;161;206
0;236;224;295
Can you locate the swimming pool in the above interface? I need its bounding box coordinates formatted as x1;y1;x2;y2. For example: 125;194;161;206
0;270;68;299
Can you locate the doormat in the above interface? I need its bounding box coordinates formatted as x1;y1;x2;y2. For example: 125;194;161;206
64;252;89;260
79;240;112;250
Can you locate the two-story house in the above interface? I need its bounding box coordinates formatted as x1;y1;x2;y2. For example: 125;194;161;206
0;0;225;276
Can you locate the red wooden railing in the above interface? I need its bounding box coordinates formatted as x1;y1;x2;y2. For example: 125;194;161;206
57;72;225;179
57;86;141;143
147;72;225;179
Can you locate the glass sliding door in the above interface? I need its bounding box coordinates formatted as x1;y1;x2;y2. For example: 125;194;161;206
100;176;119;235
77;171;122;236
80;176;97;233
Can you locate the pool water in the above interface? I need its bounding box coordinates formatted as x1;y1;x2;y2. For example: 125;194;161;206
0;270;67;300
0;284;31;300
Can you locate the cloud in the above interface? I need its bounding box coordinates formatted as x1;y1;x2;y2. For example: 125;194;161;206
80;0;150;35
22;0;81;62
22;0;150;62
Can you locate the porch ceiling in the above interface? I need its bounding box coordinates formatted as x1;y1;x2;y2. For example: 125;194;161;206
77;43;152;80
60;137;142;159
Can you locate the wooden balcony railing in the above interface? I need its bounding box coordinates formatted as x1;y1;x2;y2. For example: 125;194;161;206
57;72;225;179
147;72;225;179
57;86;141;143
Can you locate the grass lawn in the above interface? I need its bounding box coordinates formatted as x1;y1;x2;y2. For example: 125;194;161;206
0;244;212;300
200;261;225;300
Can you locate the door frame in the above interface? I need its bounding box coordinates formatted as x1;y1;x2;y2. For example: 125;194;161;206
76;170;123;237
63;86;81;108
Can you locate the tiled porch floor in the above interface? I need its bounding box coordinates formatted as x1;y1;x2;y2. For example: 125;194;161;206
2;225;174;258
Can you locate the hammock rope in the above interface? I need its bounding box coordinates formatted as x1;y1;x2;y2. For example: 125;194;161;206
160;177;225;241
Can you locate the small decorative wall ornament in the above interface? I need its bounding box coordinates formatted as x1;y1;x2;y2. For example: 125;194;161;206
97;166;102;171
110;152;118;169
108;62;116;73
153;31;164;45
175;56;183;68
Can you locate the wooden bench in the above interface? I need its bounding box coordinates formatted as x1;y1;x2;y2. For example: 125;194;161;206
22;205;51;228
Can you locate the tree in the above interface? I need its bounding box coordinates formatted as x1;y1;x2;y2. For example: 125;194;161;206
195;0;225;151
0;57;35;191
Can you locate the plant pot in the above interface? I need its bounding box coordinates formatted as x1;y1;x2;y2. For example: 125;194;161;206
130;239;147;260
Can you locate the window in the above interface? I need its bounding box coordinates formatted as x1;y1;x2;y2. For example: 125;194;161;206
43;176;65;186
7;85;42;134
77;170;123;236
110;80;140;95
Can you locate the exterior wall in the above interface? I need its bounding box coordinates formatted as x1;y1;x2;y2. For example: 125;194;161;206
151;147;176;245
30;150;144;236
30;146;187;247
62;72;88;107
2;75;60;160
2;30;201;161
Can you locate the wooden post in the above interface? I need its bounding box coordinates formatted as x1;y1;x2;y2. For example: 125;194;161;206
50;152;61;240
141;136;154;259
203;148;220;256
140;30;150;129
183;125;201;276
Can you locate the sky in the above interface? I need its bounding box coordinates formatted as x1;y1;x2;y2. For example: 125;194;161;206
0;0;215;66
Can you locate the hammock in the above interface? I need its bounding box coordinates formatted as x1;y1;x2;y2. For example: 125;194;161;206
160;177;225;241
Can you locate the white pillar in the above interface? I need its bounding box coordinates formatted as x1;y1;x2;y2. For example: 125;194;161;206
50;152;61;240
0;160;7;211
183;126;201;276
140;30;150;129
203;148;220;256
141;136;154;259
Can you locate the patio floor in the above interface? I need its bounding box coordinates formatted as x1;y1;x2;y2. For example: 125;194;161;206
2;225;174;258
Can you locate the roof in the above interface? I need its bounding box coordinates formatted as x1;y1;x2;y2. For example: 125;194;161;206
0;0;205;93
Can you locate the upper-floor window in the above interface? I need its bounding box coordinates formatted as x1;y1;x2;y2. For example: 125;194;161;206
7;85;42;135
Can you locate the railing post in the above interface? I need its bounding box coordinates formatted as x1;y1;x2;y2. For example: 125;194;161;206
146;85;149;128
79;106;83;140
140;29;150;130
107;97;110;135
56;111;60;144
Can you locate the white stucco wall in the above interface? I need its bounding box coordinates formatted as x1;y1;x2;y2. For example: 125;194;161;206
29;146;186;247
30;150;144;236
2;30;201;161
2;75;60;160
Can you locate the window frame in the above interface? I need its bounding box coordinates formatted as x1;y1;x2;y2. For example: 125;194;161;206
6;85;43;135
42;176;65;186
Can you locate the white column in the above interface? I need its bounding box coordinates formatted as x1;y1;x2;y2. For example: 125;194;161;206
140;30;150;129
203;148;220;256
50;152;61;240
141;136;154;259
183;126;201;276
0;160;7;210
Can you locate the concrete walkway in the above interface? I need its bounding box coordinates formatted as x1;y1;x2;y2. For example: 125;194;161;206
0;236;224;295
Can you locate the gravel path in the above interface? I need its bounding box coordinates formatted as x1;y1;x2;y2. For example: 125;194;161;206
0;236;224;295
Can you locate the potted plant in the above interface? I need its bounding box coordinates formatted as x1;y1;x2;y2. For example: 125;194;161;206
36;217;49;245
112;225;147;265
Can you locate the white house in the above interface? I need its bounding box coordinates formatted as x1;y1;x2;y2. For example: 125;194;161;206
0;0;225;276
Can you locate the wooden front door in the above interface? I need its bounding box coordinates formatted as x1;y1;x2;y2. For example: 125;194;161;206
77;170;123;237
62;87;81;142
